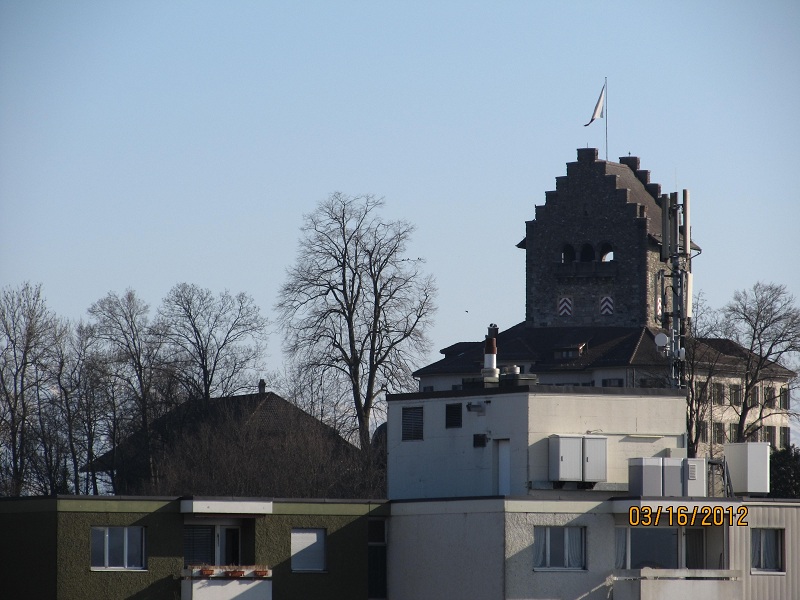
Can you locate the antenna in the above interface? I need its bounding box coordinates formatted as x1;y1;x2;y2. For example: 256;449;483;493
657;189;694;389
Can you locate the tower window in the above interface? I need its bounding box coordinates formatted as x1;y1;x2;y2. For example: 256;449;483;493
561;244;575;263
580;244;595;262
600;243;614;262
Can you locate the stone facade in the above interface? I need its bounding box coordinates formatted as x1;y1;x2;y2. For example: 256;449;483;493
523;148;668;328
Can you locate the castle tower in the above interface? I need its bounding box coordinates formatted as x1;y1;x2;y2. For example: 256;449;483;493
520;148;671;328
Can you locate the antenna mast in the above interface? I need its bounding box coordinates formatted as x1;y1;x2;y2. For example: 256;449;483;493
658;189;693;388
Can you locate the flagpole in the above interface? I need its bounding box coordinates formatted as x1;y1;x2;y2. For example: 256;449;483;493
604;76;608;161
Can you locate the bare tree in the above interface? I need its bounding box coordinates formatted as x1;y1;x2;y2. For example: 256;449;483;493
277;193;436;450
684;293;724;458
720;282;799;442
88;290;168;487
0;283;55;496
159;283;268;402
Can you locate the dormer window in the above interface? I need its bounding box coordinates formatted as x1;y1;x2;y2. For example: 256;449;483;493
554;343;586;360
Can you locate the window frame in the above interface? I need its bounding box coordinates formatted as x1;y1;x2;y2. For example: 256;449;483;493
401;406;424;441
291;528;327;573
751;528;784;573
445;403;463;429
533;526;586;571
90;526;146;571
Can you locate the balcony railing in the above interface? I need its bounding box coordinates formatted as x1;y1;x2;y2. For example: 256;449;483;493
181;566;272;600
613;569;742;600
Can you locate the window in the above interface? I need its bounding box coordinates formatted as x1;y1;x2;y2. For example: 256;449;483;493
695;382;708;404
779;387;790;410
780;427;791;449
749;387;759;408
421;385;433;392
713;422;725;445
183;524;240;567
730;384;742;406
533;526;585;570
368;520;387;599
600;243;614;262
561;244;575;264
401;406;423;441
763;426;776;448
616;527;703;569
712;383;725;405
291;528;326;572
91;526;145;570
751;529;783;572
698;420;708;444
580;244;595;262
602;378;623;388
445;403;462;429
765;387;776;408
729;423;738;444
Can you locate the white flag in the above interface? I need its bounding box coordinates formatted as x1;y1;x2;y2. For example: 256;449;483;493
584;83;605;127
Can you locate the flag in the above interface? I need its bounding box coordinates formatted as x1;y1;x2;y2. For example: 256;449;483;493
584;83;605;127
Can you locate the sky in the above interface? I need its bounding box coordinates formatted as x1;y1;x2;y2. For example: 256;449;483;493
2;1;799;381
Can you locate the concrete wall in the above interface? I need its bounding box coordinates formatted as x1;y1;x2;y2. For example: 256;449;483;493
388;389;686;499
526;389;686;487
388;499;505;600
388;392;530;499
505;501;617;600
258;501;387;600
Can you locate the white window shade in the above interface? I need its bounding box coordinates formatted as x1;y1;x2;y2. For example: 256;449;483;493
291;528;326;571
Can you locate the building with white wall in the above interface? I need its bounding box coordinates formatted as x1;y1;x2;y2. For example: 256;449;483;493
386;377;800;600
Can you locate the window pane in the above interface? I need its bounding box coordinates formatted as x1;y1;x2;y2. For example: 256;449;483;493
368;519;386;544
91;528;106;567
533;527;546;568
368;546;387;599
549;527;565;568
762;529;781;570
751;529;761;568
685;529;704;569
445;403;462;429
630;528;678;569
291;528;326;571
126;527;144;569
614;528;627;569
184;525;214;566
108;527;125;567
566;527;584;568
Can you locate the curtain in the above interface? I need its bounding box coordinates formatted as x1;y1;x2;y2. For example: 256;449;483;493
533;527;546;567
567;527;584;568
750;529;761;568
615;528;627;569
763;529;779;570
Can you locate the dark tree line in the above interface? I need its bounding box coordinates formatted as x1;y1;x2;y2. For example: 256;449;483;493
0;282;267;496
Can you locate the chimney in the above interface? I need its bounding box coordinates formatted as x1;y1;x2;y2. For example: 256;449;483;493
258;379;266;395
481;324;500;380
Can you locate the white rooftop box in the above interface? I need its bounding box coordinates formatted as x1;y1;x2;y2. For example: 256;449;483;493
723;442;770;496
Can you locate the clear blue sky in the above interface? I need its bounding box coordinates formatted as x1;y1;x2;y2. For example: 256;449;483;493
2;1;799;377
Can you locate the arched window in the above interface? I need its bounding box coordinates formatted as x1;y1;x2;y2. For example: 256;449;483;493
600;243;614;262
561;244;575;264
580;244;595;262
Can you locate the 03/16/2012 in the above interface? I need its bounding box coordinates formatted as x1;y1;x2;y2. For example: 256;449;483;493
628;505;748;527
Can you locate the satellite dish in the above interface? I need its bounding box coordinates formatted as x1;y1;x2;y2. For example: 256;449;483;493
654;332;669;348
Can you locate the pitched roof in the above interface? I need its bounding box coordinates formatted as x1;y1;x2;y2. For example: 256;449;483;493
415;322;667;377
